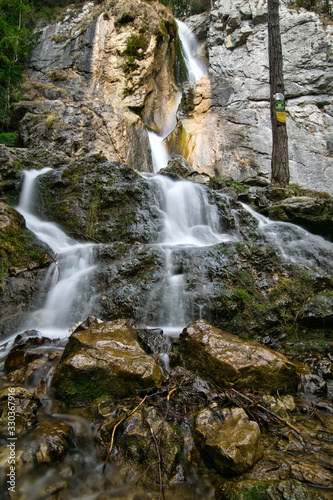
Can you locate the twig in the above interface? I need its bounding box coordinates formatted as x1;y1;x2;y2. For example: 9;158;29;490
145;418;164;500
167;387;177;401
102;395;147;473
229;388;302;437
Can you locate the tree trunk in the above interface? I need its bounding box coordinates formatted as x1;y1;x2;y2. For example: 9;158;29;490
268;0;289;185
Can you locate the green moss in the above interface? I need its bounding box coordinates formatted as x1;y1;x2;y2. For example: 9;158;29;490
234;289;251;301
0;132;18;147
0;210;46;287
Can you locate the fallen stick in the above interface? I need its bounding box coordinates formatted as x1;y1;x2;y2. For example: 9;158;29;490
229;388;302;437
102;395;147;473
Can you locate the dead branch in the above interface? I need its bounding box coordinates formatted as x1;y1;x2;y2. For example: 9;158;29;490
228;388;302;437
145;418;164;500
102;395;147;473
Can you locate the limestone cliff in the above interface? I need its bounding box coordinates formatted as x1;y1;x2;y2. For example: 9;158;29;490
11;0;333;194
172;0;333;193
14;0;178;171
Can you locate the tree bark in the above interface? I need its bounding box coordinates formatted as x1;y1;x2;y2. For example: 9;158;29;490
268;0;289;185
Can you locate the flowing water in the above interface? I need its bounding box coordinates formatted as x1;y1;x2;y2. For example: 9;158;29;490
16;168;97;340
147;19;207;172
1;16;333;500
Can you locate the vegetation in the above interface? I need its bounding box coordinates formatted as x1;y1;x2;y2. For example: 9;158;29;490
0;0;85;145
159;0;211;17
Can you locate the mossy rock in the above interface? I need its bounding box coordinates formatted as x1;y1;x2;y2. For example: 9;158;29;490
52;319;163;405
0;202;47;289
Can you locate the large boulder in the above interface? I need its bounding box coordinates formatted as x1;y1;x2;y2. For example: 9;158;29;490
52;319;163;404
194;407;263;475
179;319;299;392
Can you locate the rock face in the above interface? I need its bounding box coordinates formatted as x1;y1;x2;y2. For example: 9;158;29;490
194;407;263;474
16;0;179;170
179;319;299;392
11;0;333;194
52;319;163;404
34;156;163;243
172;0;333;194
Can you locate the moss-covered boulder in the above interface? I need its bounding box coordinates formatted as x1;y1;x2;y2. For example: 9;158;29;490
52;319;163;405
179;320;299;393
194;407;263;475
35;157;163;243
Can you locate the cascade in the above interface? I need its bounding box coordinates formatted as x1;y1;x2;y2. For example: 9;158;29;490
144;21;215;336
147;19;207;172
16;169;96;339
143;174;237;337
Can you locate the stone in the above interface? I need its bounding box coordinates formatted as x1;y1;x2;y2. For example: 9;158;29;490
179;319;299;393
159;154;194;180
290;463;333;488
194;407;263;474
0;387;40;435
52;319;163;404
298;292;333;327
17;0;179;172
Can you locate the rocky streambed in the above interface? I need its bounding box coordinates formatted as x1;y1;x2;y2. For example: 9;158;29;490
0;317;332;499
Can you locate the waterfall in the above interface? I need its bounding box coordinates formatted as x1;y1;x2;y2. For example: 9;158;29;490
16;169;96;339
142;173;237;337
147;19;207;172
176;19;207;83
241;203;333;273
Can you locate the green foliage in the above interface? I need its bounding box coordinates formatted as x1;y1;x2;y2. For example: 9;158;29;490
294;0;332;16
0;131;17;145
0;0;35;130
0;0;84;136
159;0;210;17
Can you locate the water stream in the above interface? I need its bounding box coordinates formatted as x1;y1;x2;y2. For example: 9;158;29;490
147;19;207;172
16;168;97;340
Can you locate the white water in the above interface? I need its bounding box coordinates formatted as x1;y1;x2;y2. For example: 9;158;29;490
149;174;234;247
143;173;237;337
242;203;333;272
147;19;207;172
16;169;96;339
176;19;207;83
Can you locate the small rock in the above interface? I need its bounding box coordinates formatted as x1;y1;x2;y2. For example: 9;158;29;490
194;407;263;474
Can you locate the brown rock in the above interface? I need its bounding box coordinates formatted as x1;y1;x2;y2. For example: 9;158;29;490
179;319;299;393
52;319;163;404
194;407;263;474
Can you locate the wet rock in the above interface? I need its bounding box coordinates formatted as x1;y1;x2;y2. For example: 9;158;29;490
4;332;62;384
298;292;333;327
159;154;194;180
299;373;327;396
290;463;333;488
135;327;168;356
216;479;321;500
179;320;299;393
0;387;40;435
52;319;163;404
262;196;333;241
0;420;72;483
119;406;184;484
36;158;163;243
194;407;263;475
0;204;51;339
32;421;72;464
